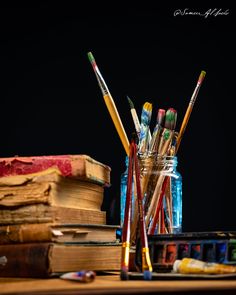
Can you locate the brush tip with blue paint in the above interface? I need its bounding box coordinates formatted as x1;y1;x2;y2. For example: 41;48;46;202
120;269;129;280
143;270;152;280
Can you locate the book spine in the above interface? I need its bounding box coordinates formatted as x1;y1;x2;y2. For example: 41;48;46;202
0;243;51;277
0;224;52;244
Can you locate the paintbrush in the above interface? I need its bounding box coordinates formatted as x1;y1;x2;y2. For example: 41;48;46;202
87;52;130;156
158;108;177;156
127;95;152;142
142;108;166;213
133;137;153;279
121;134;152;280
127;95;141;138
130;101;152;243
149;108;166;153
148;176;170;234
145;108;177;230
120;137;134;280
138;102;152;155
176;70;206;153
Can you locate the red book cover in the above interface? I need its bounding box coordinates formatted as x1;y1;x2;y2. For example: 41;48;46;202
0;155;111;186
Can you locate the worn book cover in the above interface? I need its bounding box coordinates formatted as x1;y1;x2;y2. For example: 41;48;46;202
0;154;111;186
0;242;122;277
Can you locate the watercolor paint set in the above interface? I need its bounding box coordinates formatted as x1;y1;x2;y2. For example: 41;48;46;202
135;231;236;273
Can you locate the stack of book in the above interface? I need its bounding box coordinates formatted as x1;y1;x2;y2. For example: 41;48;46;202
0;155;121;277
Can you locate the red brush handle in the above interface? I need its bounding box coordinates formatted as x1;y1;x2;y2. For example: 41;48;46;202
148;176;170;235
122;143;134;244
133;142;149;249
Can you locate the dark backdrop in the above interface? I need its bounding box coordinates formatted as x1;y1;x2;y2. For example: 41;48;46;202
1;4;234;231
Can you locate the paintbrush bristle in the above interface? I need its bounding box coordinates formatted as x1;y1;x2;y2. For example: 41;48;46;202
87;52;97;71
198;70;206;84
143;102;152;112
120;269;129;280
141;102;152;125
143;270;152;281
127;95;134;109
87;52;95;63
157;109;166;126
164;108;174;129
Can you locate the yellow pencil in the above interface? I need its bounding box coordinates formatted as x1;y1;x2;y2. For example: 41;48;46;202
176;70;206;153
87;52;130;156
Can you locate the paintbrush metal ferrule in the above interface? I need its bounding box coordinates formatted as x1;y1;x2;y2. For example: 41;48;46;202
95;72;109;96
142;247;153;272
121;241;131;267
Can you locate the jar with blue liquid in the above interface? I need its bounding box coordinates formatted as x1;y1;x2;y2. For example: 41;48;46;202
120;154;182;235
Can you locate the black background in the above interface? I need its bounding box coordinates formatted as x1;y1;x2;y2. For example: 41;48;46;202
0;4;234;231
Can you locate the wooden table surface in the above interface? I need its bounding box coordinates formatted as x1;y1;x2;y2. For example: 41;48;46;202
2;273;236;295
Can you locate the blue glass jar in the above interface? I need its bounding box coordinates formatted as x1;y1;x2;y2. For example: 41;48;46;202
170;157;182;233
139;154;182;234
120;154;182;235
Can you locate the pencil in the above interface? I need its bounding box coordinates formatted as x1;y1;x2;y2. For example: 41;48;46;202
176;71;206;153
87;52;130;156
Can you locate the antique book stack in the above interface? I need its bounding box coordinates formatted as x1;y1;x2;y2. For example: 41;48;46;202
0;155;121;277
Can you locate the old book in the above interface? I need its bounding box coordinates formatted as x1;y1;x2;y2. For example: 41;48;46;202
0;242;121;277
0;223;119;244
0;168;105;211
0;204;106;225
0;154;111;186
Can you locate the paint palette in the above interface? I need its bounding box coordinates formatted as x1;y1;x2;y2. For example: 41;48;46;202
135;231;236;272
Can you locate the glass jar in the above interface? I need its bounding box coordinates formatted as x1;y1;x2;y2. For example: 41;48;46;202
120;153;182;238
139;154;182;234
